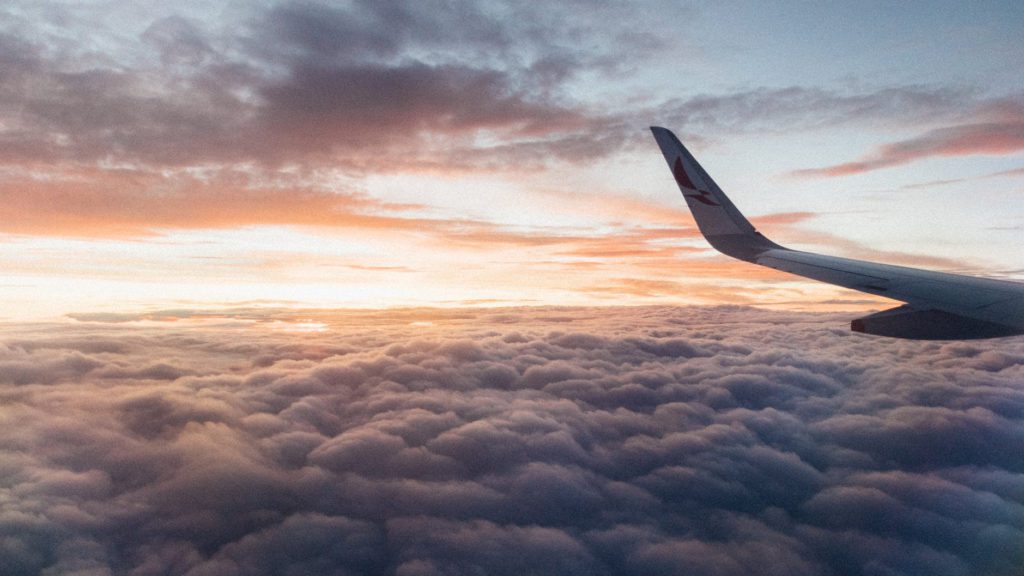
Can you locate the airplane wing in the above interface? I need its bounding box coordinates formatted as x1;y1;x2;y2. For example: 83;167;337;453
650;126;1024;339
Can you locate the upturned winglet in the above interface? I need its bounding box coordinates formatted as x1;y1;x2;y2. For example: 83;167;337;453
649;126;782;262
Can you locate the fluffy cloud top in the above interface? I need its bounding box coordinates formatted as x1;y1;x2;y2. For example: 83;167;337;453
1;306;1022;575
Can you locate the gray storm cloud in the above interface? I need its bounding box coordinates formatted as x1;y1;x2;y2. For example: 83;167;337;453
1;306;1023;575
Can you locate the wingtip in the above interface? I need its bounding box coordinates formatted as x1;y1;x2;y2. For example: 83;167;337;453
649;126;681;146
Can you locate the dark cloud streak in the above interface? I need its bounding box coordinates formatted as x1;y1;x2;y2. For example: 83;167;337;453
0;1;1005;174
0;1;605;171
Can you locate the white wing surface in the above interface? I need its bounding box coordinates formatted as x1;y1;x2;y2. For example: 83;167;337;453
650;126;1024;339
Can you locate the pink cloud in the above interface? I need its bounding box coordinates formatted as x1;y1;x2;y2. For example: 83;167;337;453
792;103;1024;178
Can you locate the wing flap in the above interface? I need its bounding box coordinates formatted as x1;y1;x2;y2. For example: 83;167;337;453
852;305;1023;339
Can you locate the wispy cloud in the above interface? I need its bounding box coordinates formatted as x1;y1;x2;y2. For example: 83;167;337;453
900;164;1024;189
791;100;1024;178
657;85;974;134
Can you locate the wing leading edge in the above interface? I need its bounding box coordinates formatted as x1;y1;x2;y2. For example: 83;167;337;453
650;126;1024;339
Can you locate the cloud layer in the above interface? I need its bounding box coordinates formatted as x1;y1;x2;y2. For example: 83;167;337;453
1;306;1022;575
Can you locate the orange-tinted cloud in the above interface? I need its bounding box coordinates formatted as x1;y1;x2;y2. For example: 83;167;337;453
0;168;432;237
582;277;768;304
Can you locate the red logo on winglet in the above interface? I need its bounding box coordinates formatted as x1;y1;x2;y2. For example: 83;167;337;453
673;157;719;206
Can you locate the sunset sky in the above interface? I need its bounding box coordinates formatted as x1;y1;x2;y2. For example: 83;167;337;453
2;0;1023;318
2;3;1024;575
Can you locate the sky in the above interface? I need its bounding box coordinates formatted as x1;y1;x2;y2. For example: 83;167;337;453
0;0;1022;318
1;2;1024;576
